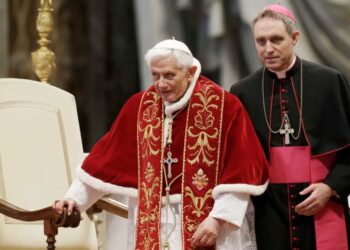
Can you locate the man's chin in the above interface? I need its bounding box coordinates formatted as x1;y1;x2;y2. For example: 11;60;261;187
265;63;282;72
161;96;175;102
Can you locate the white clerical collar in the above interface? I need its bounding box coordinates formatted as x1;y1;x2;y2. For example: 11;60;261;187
269;55;296;79
164;58;201;116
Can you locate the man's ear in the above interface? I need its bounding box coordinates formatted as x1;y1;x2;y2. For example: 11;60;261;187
292;30;300;45
188;66;197;78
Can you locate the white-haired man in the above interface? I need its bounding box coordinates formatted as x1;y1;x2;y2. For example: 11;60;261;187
231;4;350;250
54;39;268;250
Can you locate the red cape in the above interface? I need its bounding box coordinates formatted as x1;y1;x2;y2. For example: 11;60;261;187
78;76;268;249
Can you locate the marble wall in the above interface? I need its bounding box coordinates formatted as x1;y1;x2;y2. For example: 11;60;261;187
4;0;140;150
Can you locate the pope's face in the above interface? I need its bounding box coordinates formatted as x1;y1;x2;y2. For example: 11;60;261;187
253;17;299;72
151;56;194;102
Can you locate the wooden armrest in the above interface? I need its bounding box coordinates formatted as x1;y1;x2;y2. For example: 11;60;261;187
0;198;80;227
0;198;58;221
0;198;81;249
94;197;128;218
86;197;128;219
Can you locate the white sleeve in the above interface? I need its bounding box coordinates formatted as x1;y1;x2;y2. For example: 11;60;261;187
209;192;250;227
65;179;108;213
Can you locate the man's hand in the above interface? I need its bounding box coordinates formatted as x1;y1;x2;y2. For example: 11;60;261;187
295;183;332;216
191;217;221;247
52;198;77;215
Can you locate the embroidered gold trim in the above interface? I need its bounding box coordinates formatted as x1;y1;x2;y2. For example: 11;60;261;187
187;85;219;166
181;79;224;249
141;177;160;209
192;168;209;190
144;162;155;183
138;166;161;249
136;90;163;250
184;186;212;217
215;89;225;186
139;92;161;159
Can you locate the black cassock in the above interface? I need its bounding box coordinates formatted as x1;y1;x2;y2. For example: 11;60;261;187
231;57;350;250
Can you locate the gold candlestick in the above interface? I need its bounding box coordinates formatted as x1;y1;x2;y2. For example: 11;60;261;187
31;0;56;83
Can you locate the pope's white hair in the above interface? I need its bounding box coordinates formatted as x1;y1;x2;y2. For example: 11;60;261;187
144;46;194;70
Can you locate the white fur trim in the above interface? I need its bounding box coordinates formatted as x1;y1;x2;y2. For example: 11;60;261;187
77;168;186;203
76;167;138;198
212;181;269;199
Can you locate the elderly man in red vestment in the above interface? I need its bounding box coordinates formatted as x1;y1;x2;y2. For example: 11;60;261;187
54;39;268;249
231;4;350;250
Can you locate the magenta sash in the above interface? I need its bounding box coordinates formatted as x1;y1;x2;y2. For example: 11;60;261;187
269;146;348;250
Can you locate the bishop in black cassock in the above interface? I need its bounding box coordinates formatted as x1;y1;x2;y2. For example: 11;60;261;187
231;4;350;250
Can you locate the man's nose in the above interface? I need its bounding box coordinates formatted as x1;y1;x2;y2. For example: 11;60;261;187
157;77;168;87
265;41;274;53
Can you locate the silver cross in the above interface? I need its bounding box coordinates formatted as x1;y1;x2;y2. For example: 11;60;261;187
280;122;294;145
163;151;178;179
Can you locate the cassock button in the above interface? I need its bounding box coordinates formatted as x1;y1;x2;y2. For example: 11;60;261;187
282;88;288;93
291;212;299;221
281;99;288;104
292;237;299;241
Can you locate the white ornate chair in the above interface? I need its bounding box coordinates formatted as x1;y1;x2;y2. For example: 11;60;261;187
0;78;98;249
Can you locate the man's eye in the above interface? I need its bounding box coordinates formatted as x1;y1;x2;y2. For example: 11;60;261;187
165;73;175;80
271;37;283;44
256;39;266;46
152;74;160;81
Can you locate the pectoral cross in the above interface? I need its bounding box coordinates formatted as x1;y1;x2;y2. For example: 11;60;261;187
280;122;294;145
163;151;178;179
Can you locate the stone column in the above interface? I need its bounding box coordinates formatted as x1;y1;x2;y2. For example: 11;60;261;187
0;1;8;77
133;0;168;90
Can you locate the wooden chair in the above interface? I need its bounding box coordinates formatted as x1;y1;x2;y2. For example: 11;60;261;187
0;78;99;249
